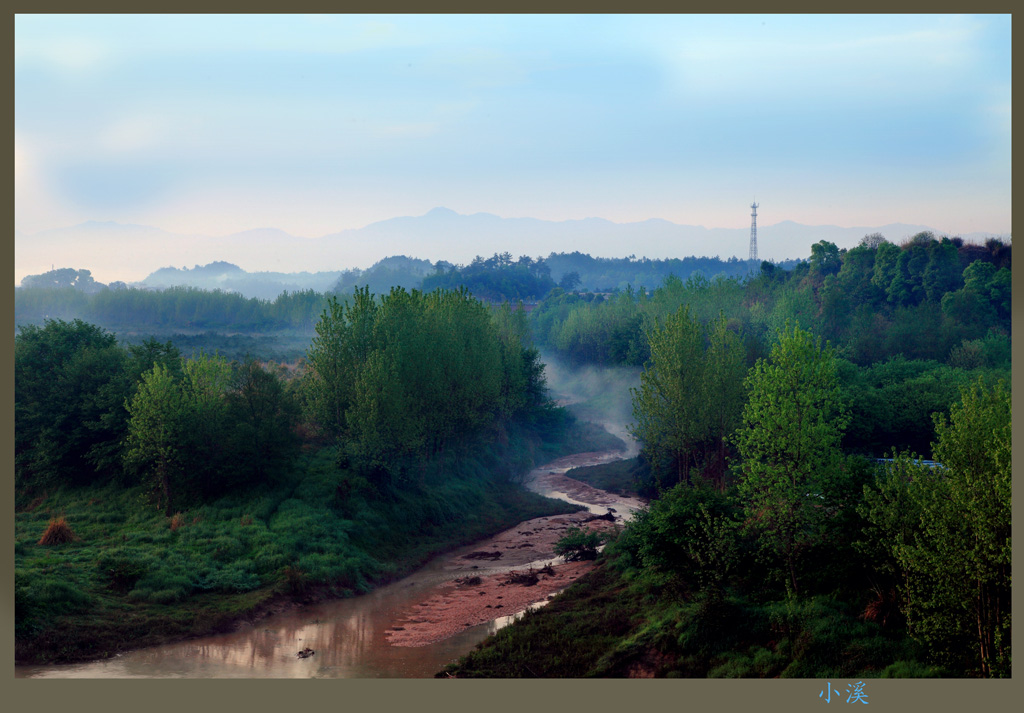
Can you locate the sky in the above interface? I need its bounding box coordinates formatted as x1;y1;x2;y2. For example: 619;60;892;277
14;14;1012;239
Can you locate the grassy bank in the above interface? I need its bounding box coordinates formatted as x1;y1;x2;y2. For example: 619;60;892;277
439;557;941;679
563;456;648;498
439;537;943;679
15;418;611;665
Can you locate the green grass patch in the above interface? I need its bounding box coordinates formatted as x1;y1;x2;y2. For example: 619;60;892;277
15;422;588;664
564;456;646;497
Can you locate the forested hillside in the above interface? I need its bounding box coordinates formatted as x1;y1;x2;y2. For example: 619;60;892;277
14;231;1011;676
14;286;617;664
444;232;1011;679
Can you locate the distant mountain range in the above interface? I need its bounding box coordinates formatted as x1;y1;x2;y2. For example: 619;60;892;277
14;208;1008;286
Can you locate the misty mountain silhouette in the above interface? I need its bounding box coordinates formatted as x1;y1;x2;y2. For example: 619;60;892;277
16;208;1004;286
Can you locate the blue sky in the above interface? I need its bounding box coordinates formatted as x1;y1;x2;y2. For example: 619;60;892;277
15;14;1011;238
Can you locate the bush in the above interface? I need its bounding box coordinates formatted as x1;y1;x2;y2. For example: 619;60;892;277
880;660;946;678
635;483;739;592
32;577;95;614
554;526;604;562
96;549;150;592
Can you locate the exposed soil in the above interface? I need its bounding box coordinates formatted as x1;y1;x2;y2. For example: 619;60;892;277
530;466;631;509
386;560;598;647
386;509;619;647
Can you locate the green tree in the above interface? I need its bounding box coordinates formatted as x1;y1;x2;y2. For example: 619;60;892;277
225;360;300;482
304;286;518;481
702;315;747;488
15;319;128;489
124;363;187;515
871;380;1011;676
631;305;708;486
124;353;233;513
304;288;376;438
732;324;850;596
635;482;740;595
809;240;842;277
871;241;902;295
921;238;963;301
558;270;582;291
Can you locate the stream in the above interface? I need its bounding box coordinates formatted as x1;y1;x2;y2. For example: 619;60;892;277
15;445;644;678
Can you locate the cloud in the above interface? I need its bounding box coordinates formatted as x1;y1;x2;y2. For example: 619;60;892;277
15;36;111;75
98;115;169;153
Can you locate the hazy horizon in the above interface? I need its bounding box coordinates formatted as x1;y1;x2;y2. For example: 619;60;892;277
16;206;1010;286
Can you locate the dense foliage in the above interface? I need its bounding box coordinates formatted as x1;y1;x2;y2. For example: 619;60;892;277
15;232;1011;676
631;308;746;488
421;252;556;301
534;234;1010;461
446;377;1010;679
303;286;552;482
14;284;592;664
445;234;1010;679
861;380;1011;677
15;283;330;334
544;251;784;292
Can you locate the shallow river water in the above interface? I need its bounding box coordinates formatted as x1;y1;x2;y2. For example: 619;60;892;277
15;447;643;679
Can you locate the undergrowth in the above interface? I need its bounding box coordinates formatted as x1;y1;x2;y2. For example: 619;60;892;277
15;416;607;664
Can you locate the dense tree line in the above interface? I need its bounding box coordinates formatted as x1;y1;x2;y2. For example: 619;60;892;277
15;287;581;663
15;284;330;334
535;234;1010;370
586;238;1011;676
535;234;1010;460
15;319;300;510
615;318;1011;676
16;284;552;510
631;308;745;488
543;251;795;292
304;286;550;483
421;253;556;302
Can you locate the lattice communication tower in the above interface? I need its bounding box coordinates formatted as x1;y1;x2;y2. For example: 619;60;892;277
749;201;759;261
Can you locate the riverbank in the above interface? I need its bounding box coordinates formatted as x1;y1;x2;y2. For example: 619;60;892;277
387;511;619;647
16;419;623;666
381;446;646;650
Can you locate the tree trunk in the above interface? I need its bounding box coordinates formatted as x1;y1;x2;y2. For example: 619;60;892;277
159;460;173;517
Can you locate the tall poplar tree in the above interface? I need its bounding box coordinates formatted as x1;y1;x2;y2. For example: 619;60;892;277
631;305;708;486
732;323;850;596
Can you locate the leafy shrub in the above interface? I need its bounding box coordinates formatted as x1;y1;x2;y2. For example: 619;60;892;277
201;566;261;593
31;576;95;614
554;526;603;561
636;483;739;592
880;660;945;678
96;549;150;592
708;654;753;678
129;572;193;603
